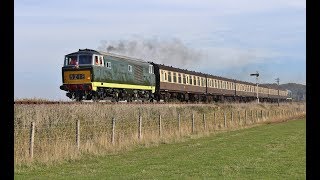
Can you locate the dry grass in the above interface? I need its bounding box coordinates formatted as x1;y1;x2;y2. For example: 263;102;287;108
14;102;306;168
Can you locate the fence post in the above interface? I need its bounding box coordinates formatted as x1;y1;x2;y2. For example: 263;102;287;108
203;114;206;131
159;114;162;137
29;122;35;159
244;110;247;125
178;113;181;134
112;117;115;145
261;110;263;120
138;114;142;140
76;119;80;150
224;111;227;128
256;110;258;122
192;113;195;133
251;110;253;123
213;111;216;127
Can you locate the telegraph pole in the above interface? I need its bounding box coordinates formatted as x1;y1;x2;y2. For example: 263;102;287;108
250;71;259;103
275;78;280;106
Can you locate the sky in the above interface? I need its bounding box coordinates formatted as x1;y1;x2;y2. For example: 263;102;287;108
14;0;306;100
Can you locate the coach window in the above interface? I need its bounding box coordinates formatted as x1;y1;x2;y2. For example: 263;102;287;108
189;76;193;85
177;73;181;83
168;72;172;82
161;70;164;81
164;72;167;81
186;75;189;85
173;72;177;83
193;76;196;85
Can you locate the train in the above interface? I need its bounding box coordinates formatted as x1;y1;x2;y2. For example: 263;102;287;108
60;49;289;103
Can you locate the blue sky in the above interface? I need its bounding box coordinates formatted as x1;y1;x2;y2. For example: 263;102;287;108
14;0;306;100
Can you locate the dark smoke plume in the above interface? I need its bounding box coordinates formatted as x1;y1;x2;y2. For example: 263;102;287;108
98;37;205;69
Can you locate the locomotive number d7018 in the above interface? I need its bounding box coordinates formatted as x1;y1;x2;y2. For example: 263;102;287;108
69;74;85;80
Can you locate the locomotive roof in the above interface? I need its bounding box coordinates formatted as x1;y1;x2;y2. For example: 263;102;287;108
66;49;151;66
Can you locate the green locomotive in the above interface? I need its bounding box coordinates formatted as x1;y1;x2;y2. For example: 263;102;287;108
60;49;156;101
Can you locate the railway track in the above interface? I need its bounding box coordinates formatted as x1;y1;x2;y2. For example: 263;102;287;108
13;100;200;105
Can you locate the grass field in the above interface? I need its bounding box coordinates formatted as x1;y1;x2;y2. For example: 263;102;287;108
15;118;305;179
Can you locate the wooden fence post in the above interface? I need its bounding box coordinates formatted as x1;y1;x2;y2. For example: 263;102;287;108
138;114;142;139
159;114;162;137
29;122;35;159
261;110;263;120
76;119;80;150
178;113;181;134
244;110;247;125
238;111;241;125
251;110;253;123
224;111;227;128
203;114;206;130
213;112;216;127
112;117;115;145
192;113;195;133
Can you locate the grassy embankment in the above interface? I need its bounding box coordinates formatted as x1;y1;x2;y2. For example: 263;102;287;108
15;118;306;179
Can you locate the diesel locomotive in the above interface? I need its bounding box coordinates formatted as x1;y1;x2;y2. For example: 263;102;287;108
60;49;289;103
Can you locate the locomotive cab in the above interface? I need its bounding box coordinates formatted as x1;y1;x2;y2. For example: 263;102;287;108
60;49;103;101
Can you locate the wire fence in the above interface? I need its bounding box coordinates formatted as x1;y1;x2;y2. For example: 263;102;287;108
14;103;306;165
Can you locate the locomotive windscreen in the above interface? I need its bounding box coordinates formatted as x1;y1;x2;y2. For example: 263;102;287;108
65;55;93;66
